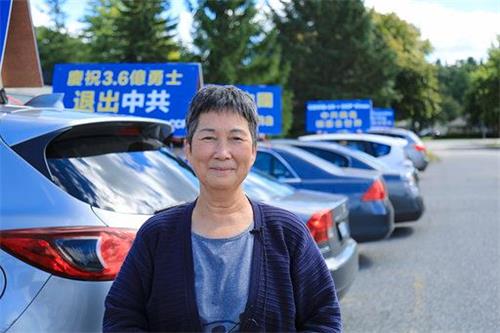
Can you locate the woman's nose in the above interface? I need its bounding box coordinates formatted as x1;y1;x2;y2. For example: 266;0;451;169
213;140;231;159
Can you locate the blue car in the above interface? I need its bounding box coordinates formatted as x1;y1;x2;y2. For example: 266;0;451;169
255;144;395;242
272;140;425;222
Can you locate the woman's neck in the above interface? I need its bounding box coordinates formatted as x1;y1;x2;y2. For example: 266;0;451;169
191;188;254;238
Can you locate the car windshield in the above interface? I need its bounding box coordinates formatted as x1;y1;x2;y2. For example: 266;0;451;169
47;143;199;215
244;169;295;201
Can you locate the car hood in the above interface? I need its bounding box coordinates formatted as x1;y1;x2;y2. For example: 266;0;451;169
0;108;173;146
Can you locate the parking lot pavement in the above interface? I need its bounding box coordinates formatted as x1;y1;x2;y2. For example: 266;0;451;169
340;139;500;332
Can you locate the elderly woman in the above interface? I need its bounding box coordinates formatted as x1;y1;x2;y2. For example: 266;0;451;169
103;85;342;332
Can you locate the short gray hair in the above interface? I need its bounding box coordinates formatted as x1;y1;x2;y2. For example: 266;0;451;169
185;85;259;147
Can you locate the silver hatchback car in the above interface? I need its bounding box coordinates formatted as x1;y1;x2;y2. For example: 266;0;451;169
0;105;200;332
368;127;429;171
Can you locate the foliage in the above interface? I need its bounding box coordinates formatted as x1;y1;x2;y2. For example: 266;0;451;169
42;0;68;31
464;37;500;135
36;0;495;136
188;0;293;135
82;0;179;62
274;0;397;135
36;0;89;84
435;58;478;122
373;12;441;130
36;27;90;84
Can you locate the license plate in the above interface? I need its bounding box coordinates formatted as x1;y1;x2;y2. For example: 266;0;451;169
338;222;350;239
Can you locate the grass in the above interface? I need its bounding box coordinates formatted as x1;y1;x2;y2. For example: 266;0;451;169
485;142;500;149
426;150;440;162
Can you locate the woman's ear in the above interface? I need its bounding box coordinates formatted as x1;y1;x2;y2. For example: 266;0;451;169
184;138;191;162
250;144;257;165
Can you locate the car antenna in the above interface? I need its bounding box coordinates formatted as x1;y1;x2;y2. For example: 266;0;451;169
0;76;8;104
0;88;7;104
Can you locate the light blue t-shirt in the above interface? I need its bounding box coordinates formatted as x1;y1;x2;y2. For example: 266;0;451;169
192;223;254;333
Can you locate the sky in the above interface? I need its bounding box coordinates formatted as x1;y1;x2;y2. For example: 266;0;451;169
30;0;499;65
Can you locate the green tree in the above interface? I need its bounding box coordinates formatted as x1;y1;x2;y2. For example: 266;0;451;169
43;0;67;31
188;0;293;135
436;58;478;122
373;13;441;130
273;0;397;135
465;37;500;136
81;0;122;62
83;0;179;62
37;27;90;83
36;0;89;84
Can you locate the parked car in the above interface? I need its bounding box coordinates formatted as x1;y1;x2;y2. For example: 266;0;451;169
0;104;358;331
368;127;429;171
254;144;395;242
272;140;424;222
0;105;201;332
299;132;418;178
243;170;358;298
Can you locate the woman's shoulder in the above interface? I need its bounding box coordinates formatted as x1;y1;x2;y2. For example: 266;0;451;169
137;201;193;239
253;201;310;239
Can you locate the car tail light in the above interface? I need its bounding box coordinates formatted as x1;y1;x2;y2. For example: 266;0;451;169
0;227;136;281
362;179;387;201
307;210;334;244
414;143;426;152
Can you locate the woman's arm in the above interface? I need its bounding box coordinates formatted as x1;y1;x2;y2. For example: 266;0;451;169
103;227;153;332
292;226;343;332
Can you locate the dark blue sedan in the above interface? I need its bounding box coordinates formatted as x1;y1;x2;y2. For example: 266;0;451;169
272;139;425;222
255;144;395;242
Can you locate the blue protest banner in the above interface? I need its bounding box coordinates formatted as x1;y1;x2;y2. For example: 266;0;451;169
371;107;395;128
52;63;203;136
306;99;372;133
0;0;13;71
236;85;282;135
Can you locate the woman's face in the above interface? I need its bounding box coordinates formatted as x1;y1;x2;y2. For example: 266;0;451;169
185;110;256;193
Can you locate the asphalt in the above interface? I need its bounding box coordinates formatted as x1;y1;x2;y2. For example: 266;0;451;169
340;139;500;332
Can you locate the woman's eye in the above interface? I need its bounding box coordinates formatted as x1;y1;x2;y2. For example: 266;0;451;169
231;137;244;141
202;137;216;141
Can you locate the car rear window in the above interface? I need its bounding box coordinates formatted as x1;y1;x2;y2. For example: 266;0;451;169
407;132;423;145
299;146;349;168
244;170;295;201
370;142;391;157
45;123;199;214
334;140;366;152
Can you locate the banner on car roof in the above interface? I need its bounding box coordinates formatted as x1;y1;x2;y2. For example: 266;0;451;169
371;107;395;128
236;85;282;135
52;63;203;136
306;99;372;133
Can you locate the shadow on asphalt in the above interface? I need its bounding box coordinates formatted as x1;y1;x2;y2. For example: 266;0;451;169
358;253;374;271
388;226;414;240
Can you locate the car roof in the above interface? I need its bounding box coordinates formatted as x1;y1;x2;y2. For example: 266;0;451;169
0;107;173;146
273;138;357;155
368;127;422;143
368;127;414;136
272;139;389;170
258;142;347;175
299;132;407;147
